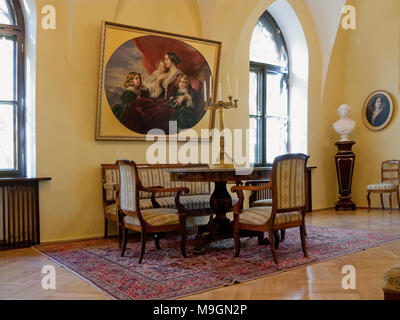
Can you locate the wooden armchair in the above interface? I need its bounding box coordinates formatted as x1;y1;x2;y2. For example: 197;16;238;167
367;160;400;212
116;160;189;264
231;154;309;264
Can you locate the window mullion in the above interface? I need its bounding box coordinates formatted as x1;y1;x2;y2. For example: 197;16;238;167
262;66;267;166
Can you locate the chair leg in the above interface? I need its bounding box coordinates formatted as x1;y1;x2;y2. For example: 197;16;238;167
121;227;128;257
397;190;400;209
118;223;122;247
300;226;308;258
367;192;371;212
380;193;385;210
104;218;108;239
154;233;161;250
233;219;241;258
180;229;187;259
268;231;279;264
179;214;187;258
389;193;393;213
274;231;280;250
257;232;265;245
138;232;146;264
280;229;286;243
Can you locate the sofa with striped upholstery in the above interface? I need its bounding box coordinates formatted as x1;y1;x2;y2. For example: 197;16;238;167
101;163;231;237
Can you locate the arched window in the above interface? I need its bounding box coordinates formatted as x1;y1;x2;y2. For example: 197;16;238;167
0;0;25;177
249;11;289;165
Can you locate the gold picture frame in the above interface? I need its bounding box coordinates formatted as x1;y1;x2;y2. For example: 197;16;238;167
96;21;221;141
362;90;394;131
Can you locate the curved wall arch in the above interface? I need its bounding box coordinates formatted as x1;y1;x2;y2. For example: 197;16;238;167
230;0;309;154
207;0;335;209
21;0;37;176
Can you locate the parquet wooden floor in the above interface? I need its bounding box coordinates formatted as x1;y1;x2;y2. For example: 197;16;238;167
1;208;399;300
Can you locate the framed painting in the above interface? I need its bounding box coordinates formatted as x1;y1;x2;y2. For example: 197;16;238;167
362;90;394;131
96;21;221;141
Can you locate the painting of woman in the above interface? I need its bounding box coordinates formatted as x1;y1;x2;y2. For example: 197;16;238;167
104;35;210;135
363;91;394;131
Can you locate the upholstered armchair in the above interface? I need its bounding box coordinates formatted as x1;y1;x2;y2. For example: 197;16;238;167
231;154;309;264
367;160;400;212
116;160;189;264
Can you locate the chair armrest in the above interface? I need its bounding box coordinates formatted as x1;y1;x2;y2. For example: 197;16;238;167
140;186;189;210
245;179;270;186
140;186;189;214
231;182;272;193
140;186;190;194
103;183;119;191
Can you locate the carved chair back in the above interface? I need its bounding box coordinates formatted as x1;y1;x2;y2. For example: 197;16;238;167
381;160;400;186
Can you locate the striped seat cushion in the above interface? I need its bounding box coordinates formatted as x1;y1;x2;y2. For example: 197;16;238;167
383;262;400;292
239;206;302;226
139;195;239;211
124;208;180;227
367;183;397;191
252;199;273;207
104;203;117;216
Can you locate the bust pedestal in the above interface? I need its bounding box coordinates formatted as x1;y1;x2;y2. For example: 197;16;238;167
335;141;356;211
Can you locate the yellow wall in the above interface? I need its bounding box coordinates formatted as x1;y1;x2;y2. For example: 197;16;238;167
36;0;203;242
337;0;400;208
35;0;342;242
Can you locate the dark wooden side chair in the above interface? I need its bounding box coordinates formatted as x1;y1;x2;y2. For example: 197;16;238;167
367;160;400;212
116;160;189;264
231;153;309;264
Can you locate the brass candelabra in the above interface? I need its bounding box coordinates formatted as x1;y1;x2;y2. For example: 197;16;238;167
204;96;239;169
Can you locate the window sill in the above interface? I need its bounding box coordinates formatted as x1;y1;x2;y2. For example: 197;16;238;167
0;177;51;183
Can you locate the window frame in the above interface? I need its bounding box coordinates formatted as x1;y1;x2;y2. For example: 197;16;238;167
249;11;290;167
0;0;25;177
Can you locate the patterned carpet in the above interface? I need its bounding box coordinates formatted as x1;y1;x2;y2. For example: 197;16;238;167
35;226;400;300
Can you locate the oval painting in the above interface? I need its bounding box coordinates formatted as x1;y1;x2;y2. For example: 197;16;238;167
362;90;394;131
104;35;211;135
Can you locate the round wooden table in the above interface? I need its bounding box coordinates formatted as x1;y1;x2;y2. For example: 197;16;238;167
168;167;270;255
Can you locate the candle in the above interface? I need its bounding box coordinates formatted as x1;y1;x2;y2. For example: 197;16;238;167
235;78;239;100
209;76;212;99
227;74;232;96
203;80;207;102
218;82;222;101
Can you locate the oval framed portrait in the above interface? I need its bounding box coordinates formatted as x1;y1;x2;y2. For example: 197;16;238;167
362;90;394;131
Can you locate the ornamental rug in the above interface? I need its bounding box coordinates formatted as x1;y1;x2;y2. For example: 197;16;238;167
34;226;400;300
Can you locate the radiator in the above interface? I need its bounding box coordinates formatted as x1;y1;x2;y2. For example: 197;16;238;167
0;183;40;249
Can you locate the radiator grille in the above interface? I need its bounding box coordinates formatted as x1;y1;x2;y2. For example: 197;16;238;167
0;184;39;249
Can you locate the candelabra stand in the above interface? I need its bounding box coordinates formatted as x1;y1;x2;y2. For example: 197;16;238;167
204;96;239;169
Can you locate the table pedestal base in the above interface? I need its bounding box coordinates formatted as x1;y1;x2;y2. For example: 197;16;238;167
193;182;270;255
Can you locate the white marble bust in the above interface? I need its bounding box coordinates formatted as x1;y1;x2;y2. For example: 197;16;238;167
333;104;356;141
